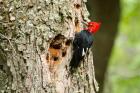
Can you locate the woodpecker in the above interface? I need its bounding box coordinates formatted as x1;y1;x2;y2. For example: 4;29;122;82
70;22;101;69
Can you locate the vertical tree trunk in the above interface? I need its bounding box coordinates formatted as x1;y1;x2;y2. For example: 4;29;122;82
0;0;98;93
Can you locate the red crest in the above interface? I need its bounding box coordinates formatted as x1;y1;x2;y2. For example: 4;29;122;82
87;22;101;33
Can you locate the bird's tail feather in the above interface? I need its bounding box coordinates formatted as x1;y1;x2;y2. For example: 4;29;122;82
70;48;83;71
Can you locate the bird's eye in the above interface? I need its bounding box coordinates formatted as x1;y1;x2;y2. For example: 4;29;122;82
89;24;94;26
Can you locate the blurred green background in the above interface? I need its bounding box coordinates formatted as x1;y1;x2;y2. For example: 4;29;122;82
104;0;140;93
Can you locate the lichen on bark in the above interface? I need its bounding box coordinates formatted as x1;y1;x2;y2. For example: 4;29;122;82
0;0;98;93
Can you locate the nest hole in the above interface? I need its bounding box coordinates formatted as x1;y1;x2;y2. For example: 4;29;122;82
54;34;65;40
50;34;66;49
65;39;71;46
62;51;66;57
50;44;62;49
53;56;59;61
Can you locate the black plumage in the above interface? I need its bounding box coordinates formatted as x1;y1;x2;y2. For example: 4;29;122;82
70;30;94;69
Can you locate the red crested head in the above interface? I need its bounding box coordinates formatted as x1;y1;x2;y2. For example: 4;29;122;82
87;22;101;33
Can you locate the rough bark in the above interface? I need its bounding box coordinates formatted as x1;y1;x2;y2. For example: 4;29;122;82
0;0;98;93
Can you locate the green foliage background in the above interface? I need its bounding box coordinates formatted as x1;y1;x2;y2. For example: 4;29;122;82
104;0;140;93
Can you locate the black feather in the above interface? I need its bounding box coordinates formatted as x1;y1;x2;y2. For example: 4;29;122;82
70;30;94;71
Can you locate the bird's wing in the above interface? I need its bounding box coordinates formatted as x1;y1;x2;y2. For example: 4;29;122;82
73;33;83;48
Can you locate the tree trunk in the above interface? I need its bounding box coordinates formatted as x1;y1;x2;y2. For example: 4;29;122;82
0;0;98;93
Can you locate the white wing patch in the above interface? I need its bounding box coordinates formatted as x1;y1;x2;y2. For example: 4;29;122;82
82;48;85;56
82;48;89;56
